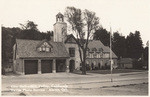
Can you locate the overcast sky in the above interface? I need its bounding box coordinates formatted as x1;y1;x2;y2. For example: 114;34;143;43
1;0;150;46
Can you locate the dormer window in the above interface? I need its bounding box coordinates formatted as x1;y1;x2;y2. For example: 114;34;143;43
39;47;42;51
42;47;46;51
99;48;103;52
46;47;49;52
37;41;52;52
92;48;97;52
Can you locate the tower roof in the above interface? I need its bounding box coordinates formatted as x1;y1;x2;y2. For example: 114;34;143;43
56;12;64;17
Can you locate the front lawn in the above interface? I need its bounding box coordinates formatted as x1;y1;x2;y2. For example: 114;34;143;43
73;69;147;74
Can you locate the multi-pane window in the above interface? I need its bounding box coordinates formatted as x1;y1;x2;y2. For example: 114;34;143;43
39;47;51;52
69;48;75;57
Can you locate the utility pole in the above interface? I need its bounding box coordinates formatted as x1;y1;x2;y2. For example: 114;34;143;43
110;26;113;82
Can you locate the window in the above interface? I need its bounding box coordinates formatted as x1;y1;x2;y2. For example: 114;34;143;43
91;53;94;58
42;47;46;51
46;47;49;52
100;53;103;58
39;47;51;52
92;48;97;52
97;53;100;58
39;47;42;51
86;52;90;58
38;42;52;52
69;48;75;57
93;53;97;58
104;53;109;58
99;48;103;52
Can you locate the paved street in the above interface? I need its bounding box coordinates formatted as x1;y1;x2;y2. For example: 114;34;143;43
2;70;148;96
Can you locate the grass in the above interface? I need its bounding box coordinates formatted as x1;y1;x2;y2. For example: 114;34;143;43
73;69;147;75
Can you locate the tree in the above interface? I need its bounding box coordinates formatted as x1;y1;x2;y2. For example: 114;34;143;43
143;42;148;69
112;32;126;58
2;21;53;73
93;28;110;46
126;31;143;59
65;7;99;74
2;27;22;72
19;21;42;40
19;20;38;31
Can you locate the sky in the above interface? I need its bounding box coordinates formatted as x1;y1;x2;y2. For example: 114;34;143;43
1;0;150;46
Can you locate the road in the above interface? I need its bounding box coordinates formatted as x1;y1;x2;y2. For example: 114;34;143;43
2;70;148;96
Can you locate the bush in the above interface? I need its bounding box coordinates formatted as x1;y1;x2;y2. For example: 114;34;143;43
133;59;143;69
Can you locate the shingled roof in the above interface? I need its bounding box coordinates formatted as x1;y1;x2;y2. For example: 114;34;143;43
65;34;117;58
88;40;117;58
16;39;69;58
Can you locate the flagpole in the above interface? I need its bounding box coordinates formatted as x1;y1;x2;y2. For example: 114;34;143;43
110;26;113;82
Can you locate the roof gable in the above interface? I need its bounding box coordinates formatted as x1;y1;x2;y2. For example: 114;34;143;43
88;40;117;58
36;39;53;49
65;34;77;44
16;39;69;58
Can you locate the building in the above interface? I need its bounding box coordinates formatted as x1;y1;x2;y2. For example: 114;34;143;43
86;41;117;70
118;58;133;69
13;13;117;75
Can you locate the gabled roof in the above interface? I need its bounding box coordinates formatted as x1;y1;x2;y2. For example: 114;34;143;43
65;34;117;58
36;39;53;49
88;40;117;58
64;34;77;44
16;39;69;58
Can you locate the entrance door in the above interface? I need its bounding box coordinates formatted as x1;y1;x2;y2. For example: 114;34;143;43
56;59;66;72
24;60;38;75
41;60;52;73
69;60;75;72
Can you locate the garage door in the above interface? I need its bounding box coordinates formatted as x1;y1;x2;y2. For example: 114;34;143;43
41;60;52;73
24;60;38;75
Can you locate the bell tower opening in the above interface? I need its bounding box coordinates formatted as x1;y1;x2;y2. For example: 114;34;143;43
53;12;67;42
56;12;64;22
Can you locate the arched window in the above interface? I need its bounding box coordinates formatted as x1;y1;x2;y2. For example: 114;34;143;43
92;48;97;52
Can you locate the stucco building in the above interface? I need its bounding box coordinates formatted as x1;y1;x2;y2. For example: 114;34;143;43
13;13;117;75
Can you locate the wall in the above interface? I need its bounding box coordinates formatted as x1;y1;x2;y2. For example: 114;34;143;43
54;22;67;42
86;58;118;69
65;43;81;70
14;58;23;74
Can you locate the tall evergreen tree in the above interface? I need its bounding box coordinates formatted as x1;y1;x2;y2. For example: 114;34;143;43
93;28;110;46
126;31;143;59
112;32;126;59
